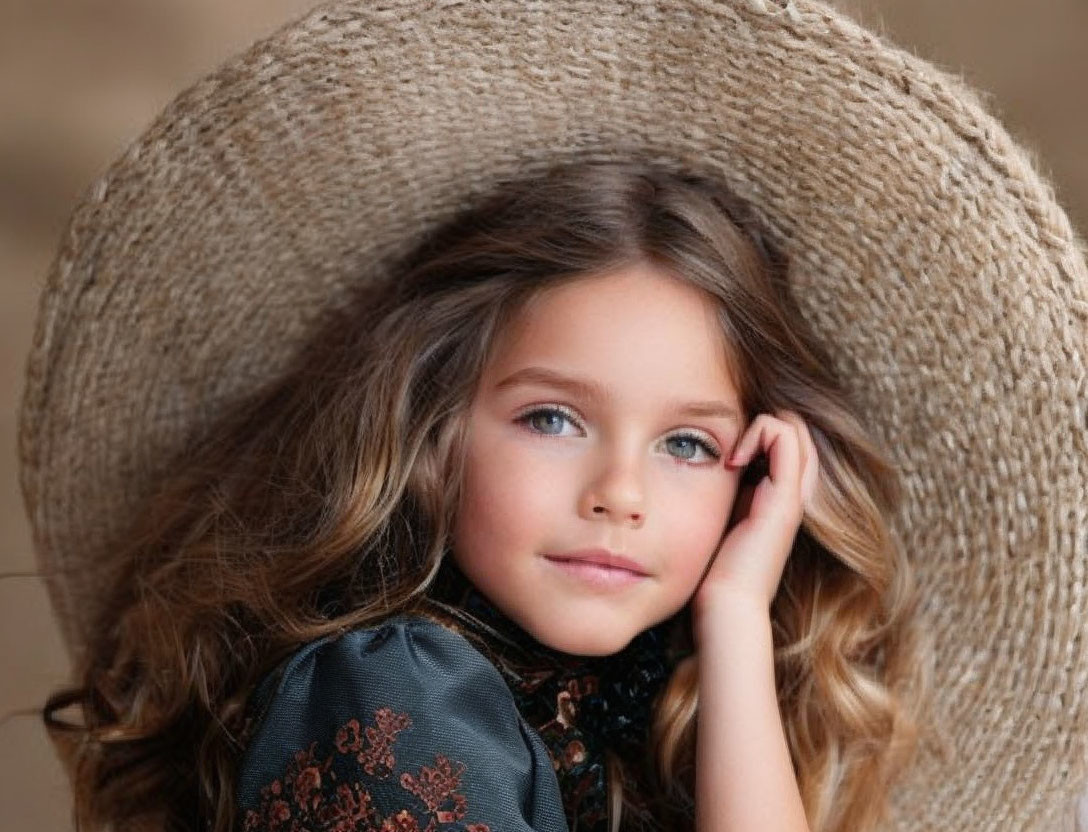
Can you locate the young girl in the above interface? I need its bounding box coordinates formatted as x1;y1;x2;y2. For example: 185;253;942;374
44;159;931;832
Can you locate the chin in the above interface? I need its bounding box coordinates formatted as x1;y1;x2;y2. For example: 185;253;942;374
532;622;634;658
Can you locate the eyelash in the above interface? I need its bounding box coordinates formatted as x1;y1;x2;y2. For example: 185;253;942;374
514;404;723;465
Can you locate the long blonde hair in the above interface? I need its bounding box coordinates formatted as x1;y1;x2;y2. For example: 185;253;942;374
44;157;934;832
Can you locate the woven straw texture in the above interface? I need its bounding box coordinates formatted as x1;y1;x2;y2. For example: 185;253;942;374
17;0;1088;828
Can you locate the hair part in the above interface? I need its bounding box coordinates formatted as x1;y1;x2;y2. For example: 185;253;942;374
44;157;935;832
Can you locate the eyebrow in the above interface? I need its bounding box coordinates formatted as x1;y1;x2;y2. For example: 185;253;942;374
493;366;742;425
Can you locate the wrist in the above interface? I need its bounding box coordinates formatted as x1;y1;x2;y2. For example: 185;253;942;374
692;587;772;647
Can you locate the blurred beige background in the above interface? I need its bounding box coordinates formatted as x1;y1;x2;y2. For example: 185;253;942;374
2;0;1085;828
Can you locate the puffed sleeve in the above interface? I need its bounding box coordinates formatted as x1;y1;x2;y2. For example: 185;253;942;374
234;614;569;832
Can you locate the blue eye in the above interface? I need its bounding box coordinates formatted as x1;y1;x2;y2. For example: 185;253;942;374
665;433;722;463
517;405;580;436
515;406;722;465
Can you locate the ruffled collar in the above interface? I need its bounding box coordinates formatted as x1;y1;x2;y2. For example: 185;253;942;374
424;556;695;832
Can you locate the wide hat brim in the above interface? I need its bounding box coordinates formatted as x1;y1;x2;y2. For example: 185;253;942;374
18;0;1088;828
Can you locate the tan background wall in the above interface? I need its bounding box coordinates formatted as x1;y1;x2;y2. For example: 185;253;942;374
2;1;1085;828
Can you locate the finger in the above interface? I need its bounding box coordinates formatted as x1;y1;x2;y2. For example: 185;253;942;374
776;409;804;465
799;422;820;509
727;413;771;466
765;412;801;494
779;411;819;508
731;414;800;500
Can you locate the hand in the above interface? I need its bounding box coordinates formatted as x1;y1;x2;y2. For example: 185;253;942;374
692;410;820;619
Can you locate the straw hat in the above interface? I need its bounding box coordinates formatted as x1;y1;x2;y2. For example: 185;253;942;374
17;0;1088;828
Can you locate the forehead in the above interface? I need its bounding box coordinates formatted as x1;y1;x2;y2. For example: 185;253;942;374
483;265;740;405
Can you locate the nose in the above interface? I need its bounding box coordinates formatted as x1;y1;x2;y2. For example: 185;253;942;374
579;448;646;528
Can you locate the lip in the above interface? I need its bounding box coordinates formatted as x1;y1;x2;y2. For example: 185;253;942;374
544;548;649;576
543;551;650;591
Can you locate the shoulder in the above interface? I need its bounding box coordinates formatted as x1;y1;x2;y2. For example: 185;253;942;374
235;615;568;832
238;614;518;768
249;613;505;714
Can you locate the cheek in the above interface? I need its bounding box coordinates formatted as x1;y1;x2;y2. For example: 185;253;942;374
656;474;735;581
454;429;561;557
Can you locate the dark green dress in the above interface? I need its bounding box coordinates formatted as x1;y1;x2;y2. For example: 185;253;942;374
234;558;696;832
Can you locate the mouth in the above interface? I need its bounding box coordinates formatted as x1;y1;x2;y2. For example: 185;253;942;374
543;555;649;589
543;548;649;575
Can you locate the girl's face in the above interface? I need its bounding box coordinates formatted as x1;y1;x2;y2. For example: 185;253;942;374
451;260;746;656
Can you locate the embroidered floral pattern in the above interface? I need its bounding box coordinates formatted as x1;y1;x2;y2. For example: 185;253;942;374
242;706;491;832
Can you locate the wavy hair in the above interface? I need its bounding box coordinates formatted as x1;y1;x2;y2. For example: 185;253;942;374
43;157;936;832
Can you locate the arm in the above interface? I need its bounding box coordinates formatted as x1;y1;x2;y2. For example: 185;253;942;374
694;589;811;832
692;409;821;832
